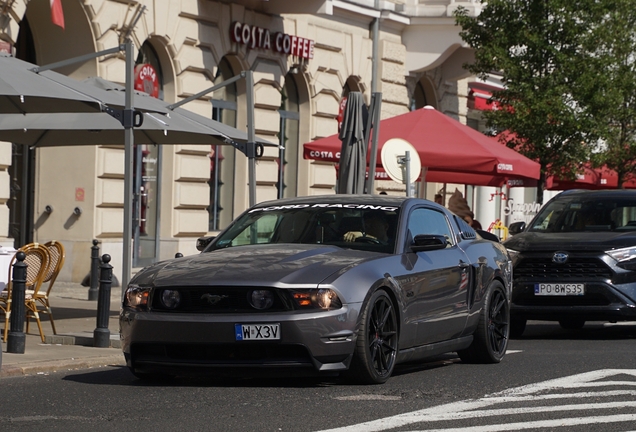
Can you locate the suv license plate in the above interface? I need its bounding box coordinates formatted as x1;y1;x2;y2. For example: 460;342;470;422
534;283;585;296
235;323;281;341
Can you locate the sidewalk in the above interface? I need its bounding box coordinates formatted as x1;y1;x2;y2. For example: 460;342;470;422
0;281;126;378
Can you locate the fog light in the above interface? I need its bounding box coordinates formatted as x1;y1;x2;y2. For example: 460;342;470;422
160;289;181;309
249;290;274;310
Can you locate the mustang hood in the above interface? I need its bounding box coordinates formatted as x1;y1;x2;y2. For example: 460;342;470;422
504;231;636;252
131;244;379;287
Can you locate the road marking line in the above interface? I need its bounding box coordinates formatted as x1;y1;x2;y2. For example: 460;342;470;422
402;414;636;432
316;369;636;432
400;400;636;422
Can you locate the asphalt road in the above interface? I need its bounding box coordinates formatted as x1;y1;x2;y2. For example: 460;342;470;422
1;321;635;432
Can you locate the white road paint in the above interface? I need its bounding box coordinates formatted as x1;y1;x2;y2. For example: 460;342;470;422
402;414;636;432
318;369;636;432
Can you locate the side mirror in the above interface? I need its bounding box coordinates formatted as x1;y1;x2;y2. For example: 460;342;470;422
508;221;526;236
196;236;215;251
476;229;500;242
411;234;448;252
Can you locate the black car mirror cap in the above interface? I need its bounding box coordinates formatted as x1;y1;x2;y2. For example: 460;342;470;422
411;234;448;252
508;221;526;235
196;236;216;251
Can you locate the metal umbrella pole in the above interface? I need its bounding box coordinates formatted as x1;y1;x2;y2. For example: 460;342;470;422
122;39;135;290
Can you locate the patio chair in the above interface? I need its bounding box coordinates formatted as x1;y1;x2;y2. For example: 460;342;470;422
0;243;50;342
26;240;65;336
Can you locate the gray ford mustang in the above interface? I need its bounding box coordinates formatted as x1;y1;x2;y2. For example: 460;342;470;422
120;195;512;383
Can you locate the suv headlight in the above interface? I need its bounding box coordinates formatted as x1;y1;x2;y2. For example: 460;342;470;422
506;248;520;265
607;246;636;270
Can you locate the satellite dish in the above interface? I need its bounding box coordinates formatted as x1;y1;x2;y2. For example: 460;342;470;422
381;138;421;184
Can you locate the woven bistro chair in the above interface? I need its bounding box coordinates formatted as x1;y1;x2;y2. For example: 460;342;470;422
0;243;50;343
26;240;65;336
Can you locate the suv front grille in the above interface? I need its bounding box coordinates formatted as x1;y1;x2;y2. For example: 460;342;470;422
514;257;612;280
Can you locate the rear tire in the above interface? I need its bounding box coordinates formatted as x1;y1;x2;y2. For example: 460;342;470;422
559;319;585;330
348;290;398;384
458;281;509;364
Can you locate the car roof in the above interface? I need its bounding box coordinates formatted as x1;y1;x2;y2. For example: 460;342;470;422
252;194;412;208
557;189;636;199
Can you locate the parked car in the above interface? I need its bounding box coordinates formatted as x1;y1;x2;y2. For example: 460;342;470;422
504;189;636;337
120;194;512;384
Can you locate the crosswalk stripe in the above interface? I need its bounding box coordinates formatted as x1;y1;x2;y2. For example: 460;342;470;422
403;414;636;432
317;369;636;432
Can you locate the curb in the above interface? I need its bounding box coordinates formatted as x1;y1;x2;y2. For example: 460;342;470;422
45;332;122;349
0;354;127;378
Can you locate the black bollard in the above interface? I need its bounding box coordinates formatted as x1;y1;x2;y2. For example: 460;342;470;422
7;252;27;354
93;254;113;348
88;239;100;301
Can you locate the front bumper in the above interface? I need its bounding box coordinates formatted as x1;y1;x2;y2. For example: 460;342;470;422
119;305;361;376
511;279;636;322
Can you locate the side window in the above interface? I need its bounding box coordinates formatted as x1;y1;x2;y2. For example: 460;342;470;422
407;208;454;246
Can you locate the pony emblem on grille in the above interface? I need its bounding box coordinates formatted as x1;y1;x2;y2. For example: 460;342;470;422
201;293;228;305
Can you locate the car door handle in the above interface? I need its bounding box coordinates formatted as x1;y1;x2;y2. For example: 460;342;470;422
459;261;470;269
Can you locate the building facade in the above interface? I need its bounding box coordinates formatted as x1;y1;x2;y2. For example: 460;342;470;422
0;0;521;283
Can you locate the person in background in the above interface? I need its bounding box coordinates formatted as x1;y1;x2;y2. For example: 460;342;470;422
434;193;444;206
448;188;482;229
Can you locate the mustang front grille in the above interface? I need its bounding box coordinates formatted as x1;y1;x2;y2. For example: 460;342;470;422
150;286;293;313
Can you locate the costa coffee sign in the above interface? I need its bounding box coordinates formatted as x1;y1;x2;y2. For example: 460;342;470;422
134;64;159;98
231;22;314;60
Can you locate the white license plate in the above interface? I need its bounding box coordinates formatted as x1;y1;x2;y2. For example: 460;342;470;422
534;283;585;296
235;323;280;340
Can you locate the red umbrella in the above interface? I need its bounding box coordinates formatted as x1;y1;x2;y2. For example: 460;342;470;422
304;106;540;182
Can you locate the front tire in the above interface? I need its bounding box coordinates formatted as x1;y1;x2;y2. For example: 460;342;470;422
349;290;398;384
458;281;509;364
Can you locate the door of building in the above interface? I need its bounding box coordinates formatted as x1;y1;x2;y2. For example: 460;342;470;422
133;144;161;268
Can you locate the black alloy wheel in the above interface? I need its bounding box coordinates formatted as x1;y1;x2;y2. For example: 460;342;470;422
349;290;398;384
458;281;509;364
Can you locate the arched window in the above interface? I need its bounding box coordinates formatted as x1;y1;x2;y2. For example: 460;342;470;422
411;81;427;110
209;57;237;231
411;77;437;111
277;74;300;198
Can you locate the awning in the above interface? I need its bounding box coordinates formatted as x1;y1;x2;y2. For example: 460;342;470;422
304;106;540;183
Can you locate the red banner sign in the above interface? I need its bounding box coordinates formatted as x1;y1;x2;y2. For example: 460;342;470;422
134;64;159;98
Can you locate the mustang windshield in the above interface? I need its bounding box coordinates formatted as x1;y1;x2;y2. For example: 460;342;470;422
529;195;636;233
207;204;400;253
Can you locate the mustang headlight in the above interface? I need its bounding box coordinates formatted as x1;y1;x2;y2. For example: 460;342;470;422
607;246;636;270
160;289;181;309
291;289;343;310
124;285;151;310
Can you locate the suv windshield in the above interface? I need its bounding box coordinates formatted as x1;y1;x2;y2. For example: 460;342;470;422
529;194;636;233
206;204;400;253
